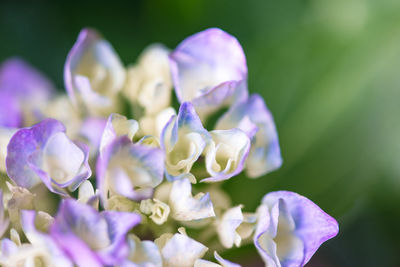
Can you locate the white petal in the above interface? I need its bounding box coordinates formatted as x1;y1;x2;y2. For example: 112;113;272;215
0;127;17;173
42;132;85;184
216;206;243;248
169;178;215;221
160;233;208;267
126;235;162;267
203;129;250;182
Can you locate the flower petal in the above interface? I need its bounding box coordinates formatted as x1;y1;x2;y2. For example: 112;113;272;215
216;94;282;178
202;129;250;182
214;251;241;267
125;234;163;267
51;199;140;266
64;28;125;115
0;58;55;127
159;233;208;267
99;113;139;154
20;210;73;267
170;28;248;119
0;127;17;173
169;178;215;221
161;102;210;179
124;44;172;116
216;205;244;248
255;191;339;266
97;136;164;206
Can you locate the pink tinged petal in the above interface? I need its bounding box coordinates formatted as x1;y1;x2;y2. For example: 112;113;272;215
97;136;163;206
6;118;91;194
64;28;125;114
160;233;208;267
216;94;282;178
202;129;250;183
170;28;248;118
161;102;210;179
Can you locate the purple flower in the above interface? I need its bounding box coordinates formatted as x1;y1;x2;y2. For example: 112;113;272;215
0;58;55;127
6;118;91;195
169;28;248;119
254;191;339;267
216;94;282;178
50;199;141;267
97;136;164;207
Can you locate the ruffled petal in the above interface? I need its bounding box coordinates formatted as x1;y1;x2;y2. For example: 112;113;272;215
216;94;282;178
161;102;210;179
169;178;215;221
6;118;91;194
202;129;250;182
97;136;164;206
216;205;244;248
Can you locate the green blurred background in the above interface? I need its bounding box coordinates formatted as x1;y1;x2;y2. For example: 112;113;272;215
1;0;399;266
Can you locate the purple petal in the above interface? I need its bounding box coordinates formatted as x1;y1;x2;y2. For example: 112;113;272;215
20;210;73;267
97;136;164;206
0;58;54;101
98;211;141;265
216;94;282;178
161;102;210;179
79;117;107;156
6;118;91;194
51;199;140;266
170;28;248;118
0;58;55;127
0;92;21;128
256;191;339;266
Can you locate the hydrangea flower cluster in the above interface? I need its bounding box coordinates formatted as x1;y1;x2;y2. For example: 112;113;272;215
0;28;339;267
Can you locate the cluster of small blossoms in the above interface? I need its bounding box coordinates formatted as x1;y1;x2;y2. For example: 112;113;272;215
0;28;339;267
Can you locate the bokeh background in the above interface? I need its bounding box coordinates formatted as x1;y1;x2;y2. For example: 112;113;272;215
1;0;399;266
